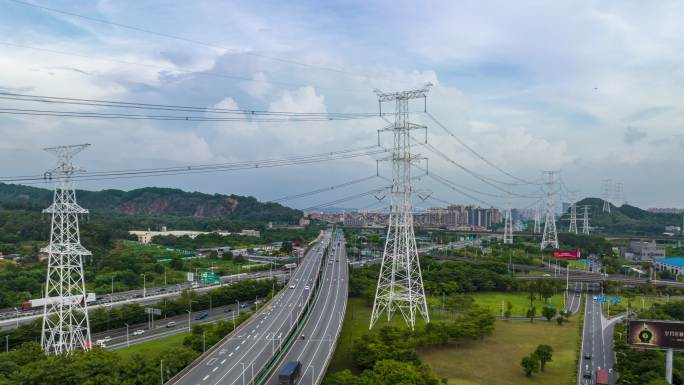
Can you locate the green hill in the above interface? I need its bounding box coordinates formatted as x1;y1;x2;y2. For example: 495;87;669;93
0;183;301;223
570;197;681;235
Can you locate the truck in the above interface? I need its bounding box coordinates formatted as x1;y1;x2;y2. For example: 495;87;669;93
278;361;301;385
595;369;609;385
22;292;97;310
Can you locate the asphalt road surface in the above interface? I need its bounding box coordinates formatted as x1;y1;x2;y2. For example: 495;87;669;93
578;293;616;385
169;231;331;385
0;270;289;329
95;301;257;350
264;232;348;385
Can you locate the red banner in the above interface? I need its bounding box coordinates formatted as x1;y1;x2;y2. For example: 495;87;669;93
552;249;581;259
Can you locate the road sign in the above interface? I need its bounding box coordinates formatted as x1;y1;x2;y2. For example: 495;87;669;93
596;296;608;303
611;297;621;304
145;307;162;316
187;272;194;282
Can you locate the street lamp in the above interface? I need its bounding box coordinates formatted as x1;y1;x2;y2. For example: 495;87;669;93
141;273;147;298
187;310;191;332
124;322;130;347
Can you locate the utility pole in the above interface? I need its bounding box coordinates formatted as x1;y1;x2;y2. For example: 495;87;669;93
582;205;591;235
503;192;513;244
41;144;92;355
540;171;560;249
602;179;612;213
370;84;431;331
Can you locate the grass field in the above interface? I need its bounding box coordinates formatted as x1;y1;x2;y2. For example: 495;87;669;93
469;292;564;317
421;319;579;385
115;332;189;359
327;297;578;385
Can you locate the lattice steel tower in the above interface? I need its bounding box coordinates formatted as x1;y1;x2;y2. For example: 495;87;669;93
568;192;578;234
602;179;612;213
41;144;92;355
370;84;431;331
540;171;559;249
582;205;591;235
503;194;513;244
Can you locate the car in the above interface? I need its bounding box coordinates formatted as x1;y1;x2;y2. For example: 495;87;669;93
583;371;592;379
304;285;310;291
102;336;112;342
240;303;248;308
166;321;176;328
133;329;145;336
584;352;592;359
543;274;551;277
255;299;262;305
575;293;580;297
194;312;209;320
592;296;598;300
223;308;233;313
289;284;296;289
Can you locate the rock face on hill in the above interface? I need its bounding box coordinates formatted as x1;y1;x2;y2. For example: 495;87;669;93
0;184;300;222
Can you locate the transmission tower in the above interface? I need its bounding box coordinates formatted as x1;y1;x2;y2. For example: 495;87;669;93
370;84;431;331
41;144;92;355
503;195;513;244
533;204;541;233
540;171;559;249
582;205;591;235
602;179;612;213
614;182;624;206
568;192;578;234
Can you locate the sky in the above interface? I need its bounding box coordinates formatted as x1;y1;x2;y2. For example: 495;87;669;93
0;0;683;210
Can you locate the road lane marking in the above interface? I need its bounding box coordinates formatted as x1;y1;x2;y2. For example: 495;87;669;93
202;375;209;381
221;359;226;364
212;367;218;372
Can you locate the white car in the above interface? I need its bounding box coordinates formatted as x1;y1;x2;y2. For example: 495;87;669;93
304;285;310;291
133;330;145;336
289;284;296;289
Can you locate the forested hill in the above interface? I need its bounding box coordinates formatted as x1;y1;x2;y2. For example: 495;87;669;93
0;183;301;223
572;197;681;235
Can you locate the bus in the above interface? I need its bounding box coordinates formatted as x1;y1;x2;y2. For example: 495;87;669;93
278;361;301;385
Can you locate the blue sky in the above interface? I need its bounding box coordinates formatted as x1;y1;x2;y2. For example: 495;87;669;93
0;0;683;210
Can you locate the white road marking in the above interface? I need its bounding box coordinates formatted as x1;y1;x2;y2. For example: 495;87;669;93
212;367;218;373
221;359;226;364
228;353;233;357
202;375;209;381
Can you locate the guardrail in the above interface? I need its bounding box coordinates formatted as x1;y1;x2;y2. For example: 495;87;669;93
252;233;331;385
166;233;330;385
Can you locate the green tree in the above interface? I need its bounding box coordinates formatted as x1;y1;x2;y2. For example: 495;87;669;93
526;307;536;322
542;306;556;321
534;344;553;372
520;353;539;377
504;301;512;319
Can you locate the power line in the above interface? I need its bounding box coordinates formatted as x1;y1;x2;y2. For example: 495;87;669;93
424;112;540;186
0;145;387;184
0;107;373;122
269;175;378;203
0;41;366;94
0;92;381;117
5;0;370;79
301;186;389;211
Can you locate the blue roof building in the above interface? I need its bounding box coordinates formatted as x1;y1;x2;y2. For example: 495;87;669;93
654;257;684;275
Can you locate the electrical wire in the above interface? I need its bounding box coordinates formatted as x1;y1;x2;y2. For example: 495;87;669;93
425;111;541;186
5;0;373;79
0;146;388;184
269;175;378;203
0;92;381;118
302;186;390;211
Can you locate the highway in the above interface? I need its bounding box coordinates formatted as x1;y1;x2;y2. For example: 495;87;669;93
264;231;348;385
578;293;616;385
169;231;331;385
94;301;258;350
0;270;289;329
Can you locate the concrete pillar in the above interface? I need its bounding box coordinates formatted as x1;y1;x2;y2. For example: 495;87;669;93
666;348;673;384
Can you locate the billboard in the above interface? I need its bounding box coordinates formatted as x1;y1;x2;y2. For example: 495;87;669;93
552;249;581;259
628;320;684;349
